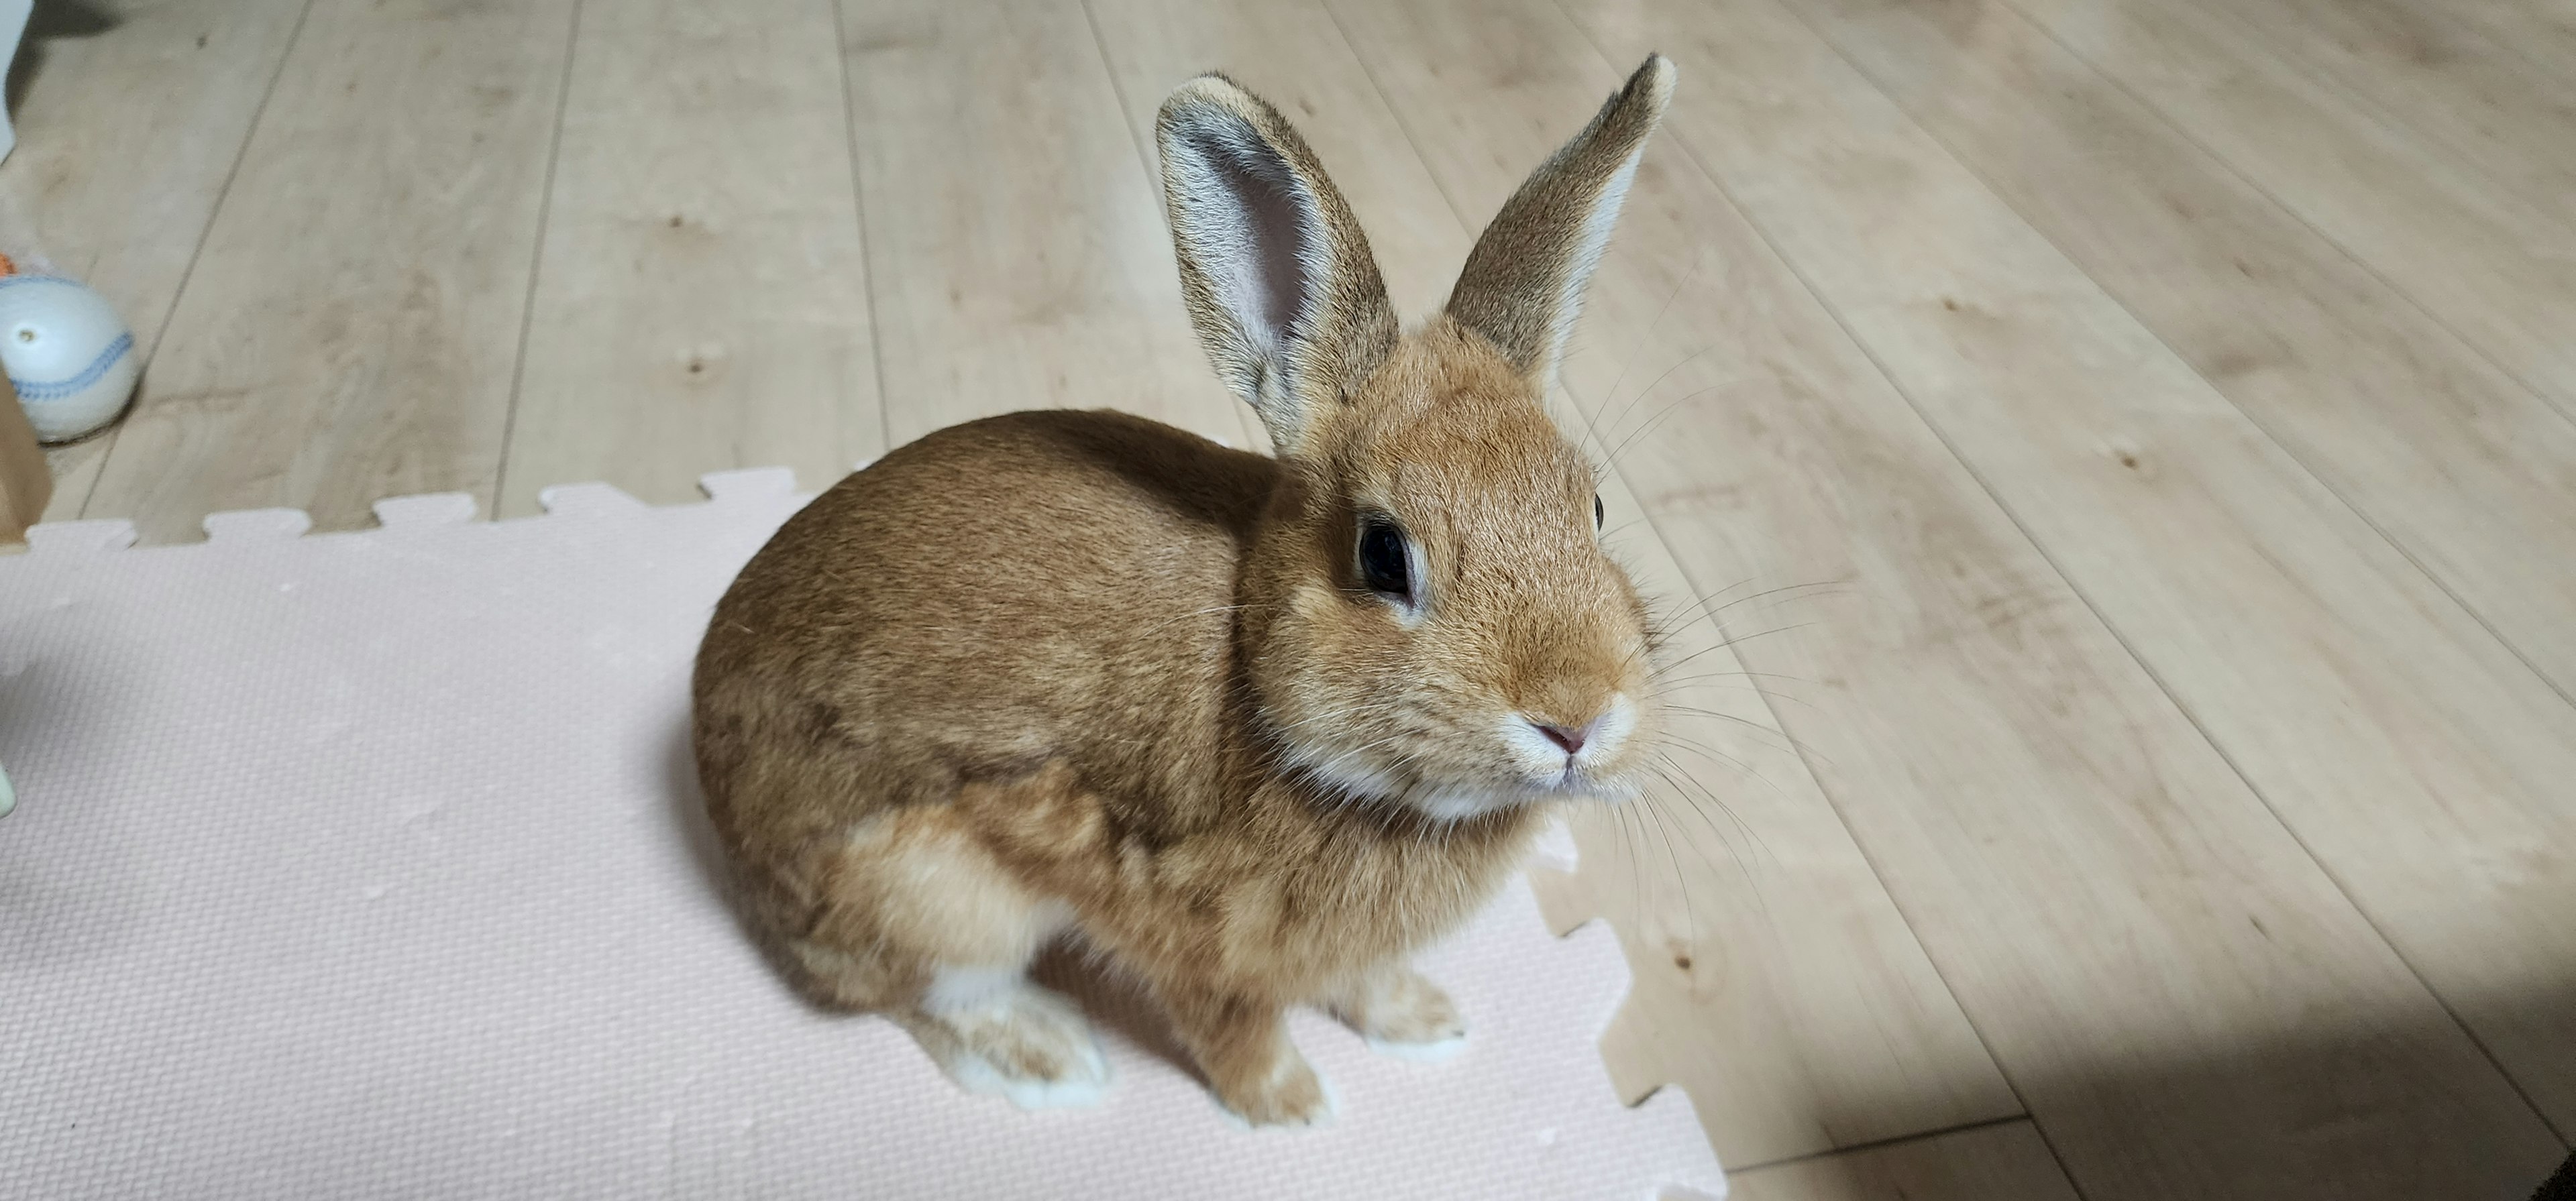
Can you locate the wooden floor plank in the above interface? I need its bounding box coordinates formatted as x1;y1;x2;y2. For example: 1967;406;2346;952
1999;0;2576;422
2159;0;2576;234
1597;0;2576;1141
1760;0;2576;706
1085;0;2019;1167
38;441;103;525
0;0;309;523
1729;1121;2081;1201
1336;0;2567;1195
837;0;1246;451
498;0;881;514
78;0;576;540
2412;0;2576;76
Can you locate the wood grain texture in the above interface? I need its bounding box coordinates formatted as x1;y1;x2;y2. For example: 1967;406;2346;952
838;0;1248;451
80;0;576;540
0;0;303;353
1767;0;2576;704
2000;0;2576;421
1580;0;2576;1144
1337;0;2566;1195
38;441;103;525
1085;0;2017;1167
499;0;881;514
2411;0;2576;76
0;0;309;522
1729;1121;2080;1201
2164;0;2576;233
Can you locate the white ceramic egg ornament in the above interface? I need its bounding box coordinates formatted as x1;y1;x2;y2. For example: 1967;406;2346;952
0;275;140;443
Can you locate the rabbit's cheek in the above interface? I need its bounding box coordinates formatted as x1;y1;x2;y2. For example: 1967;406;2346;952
1576;692;1644;770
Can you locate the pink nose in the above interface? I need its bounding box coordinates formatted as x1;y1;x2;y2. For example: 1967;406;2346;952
1533;721;1590;755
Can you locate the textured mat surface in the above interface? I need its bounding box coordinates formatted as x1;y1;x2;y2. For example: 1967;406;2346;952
0;469;1723;1199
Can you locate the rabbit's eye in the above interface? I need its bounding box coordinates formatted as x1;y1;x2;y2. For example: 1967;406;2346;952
1594;494;1605;530
1358;517;1413;602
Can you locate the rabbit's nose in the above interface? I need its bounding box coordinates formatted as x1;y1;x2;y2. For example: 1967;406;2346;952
1528;718;1595;755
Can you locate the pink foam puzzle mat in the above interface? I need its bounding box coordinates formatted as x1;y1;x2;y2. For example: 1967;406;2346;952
0;468;1726;1199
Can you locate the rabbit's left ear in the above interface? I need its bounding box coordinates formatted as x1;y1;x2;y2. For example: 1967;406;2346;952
1447;55;1674;395
1158;75;1397;458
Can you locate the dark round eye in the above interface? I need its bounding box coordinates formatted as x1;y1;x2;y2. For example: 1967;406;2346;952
1594;494;1605;529
1358;517;1411;600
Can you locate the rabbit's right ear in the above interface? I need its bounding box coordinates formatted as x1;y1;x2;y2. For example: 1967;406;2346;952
1447;56;1674;395
1158;75;1397;457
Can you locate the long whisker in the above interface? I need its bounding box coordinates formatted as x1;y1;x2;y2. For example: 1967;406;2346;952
1583;247;1709;458
1597;384;1735;473
1652;622;1819;679
1607;797;1648;926
1654;729;1795;805
1640;762;1761;919
1658;683;1825;718
1646;766;1747;878
1650;752;1778;872
1595;342;1737;456
1650;668;1816;689
1646;575;1768;635
1658;704;1835;767
1676;579;1852;623
1640;786;1698;947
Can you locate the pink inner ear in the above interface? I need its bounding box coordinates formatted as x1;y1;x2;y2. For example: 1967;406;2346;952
1181;120;1316;353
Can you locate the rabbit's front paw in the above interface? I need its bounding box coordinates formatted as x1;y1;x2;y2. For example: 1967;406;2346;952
1334;964;1467;1062
1216;1046;1337;1129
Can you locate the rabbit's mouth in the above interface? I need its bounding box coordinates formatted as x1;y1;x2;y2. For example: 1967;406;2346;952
1546;760;1642;800
1325;750;1645;823
1270;695;1650;823
1278;744;1525;822
1410;770;1642;822
1517;756;1648;806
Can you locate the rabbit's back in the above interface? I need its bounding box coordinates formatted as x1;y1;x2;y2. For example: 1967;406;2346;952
692;409;1277;874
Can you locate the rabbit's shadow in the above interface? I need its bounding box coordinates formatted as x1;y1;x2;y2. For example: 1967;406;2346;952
657;716;1199;1081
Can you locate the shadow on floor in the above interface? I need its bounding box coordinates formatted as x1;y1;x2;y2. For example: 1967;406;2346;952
8;1;120;115
1720;968;2573;1200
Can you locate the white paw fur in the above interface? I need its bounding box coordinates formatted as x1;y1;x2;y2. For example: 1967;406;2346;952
1364;1031;1469;1064
942;1039;1113;1111
917;984;1114;1111
1212;1060;1342;1132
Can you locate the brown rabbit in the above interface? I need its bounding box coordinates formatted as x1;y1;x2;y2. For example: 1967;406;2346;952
692;56;1676;1127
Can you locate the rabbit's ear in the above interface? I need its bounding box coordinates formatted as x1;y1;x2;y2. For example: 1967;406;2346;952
1447;55;1674;394
1159;74;1397;457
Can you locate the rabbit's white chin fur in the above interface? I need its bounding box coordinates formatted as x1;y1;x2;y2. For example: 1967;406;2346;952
1413;775;1644;821
1292;752;1642;823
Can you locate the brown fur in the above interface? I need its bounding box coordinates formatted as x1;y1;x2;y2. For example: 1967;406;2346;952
1450;58;1676;388
692;56;1676;1125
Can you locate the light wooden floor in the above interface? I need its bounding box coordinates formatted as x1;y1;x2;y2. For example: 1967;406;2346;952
12;1;2575;1196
